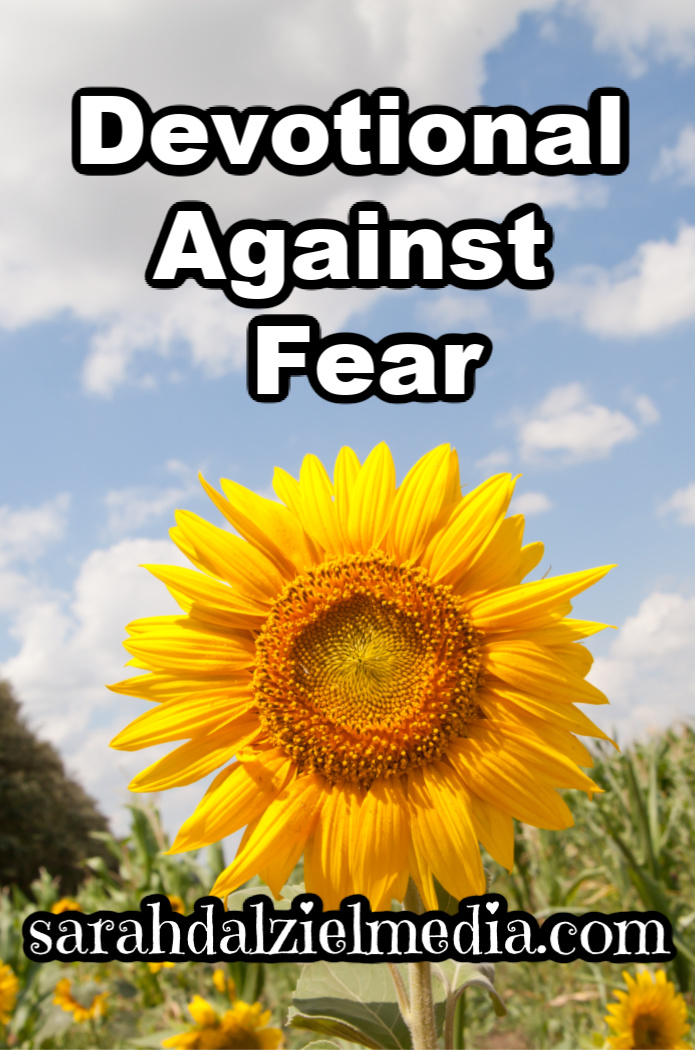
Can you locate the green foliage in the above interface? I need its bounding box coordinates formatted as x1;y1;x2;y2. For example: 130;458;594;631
456;725;695;1048
290;962;418;1048
0;680;112;896
0;801;287;1049
0;725;693;1049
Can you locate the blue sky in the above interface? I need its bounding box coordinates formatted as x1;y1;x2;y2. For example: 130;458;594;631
0;1;693;837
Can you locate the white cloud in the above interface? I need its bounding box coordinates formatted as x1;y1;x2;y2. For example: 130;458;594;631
0;493;70;567
631;394;660;426
418;291;492;328
0;494;71;615
104;460;200;535
0;1;629;395
0;536;194;833
531;225;694;338
475;449;511;473
517;382;657;465
589;591;694;741
653;125;694;185
2;537;186;739
570;0;694;73
658;482;694;525
510;490;553;515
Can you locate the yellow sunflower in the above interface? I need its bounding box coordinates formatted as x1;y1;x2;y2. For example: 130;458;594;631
604;970;691;1049
51;897;82;914
110;443;613;909
0;962;18;1025
52;977;108;1023
162;995;283;1050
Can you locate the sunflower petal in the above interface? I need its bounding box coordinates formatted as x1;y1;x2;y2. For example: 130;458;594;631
481;639;608;705
123;619;255;675
128;713;262;792
480;681;613;741
450;726;579;830
108;671;251;703
272;467;303;515
204;473;315;576
173;510;284;601
408;762;486;900
258;833;307;900
444;448;462;506
188;996;218;1027
110;687;254;750
468;793;514;871
426;474;517;583
407;836;439;911
452;514;526;596
169;749;294;853
388;444;454;562
352;778;410;909
488;619;611;645
297;454;345;555
305;781;363;908
453;515;545;596
210;774;325;899
334;446;361;547
347;443;396;552
143;565;267;629
467;565;614;630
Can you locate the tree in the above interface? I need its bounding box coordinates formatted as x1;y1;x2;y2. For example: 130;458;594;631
0;679;111;896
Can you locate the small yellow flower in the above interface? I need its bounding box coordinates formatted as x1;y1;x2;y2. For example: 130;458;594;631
163;995;283;1049
168;894;186;914
51;897;82;914
149;961;177;973
0;963;19;1024
213;968;236;1001
52;977;108;1023
604;969;690;1049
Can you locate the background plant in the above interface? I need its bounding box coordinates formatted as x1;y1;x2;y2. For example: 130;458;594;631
0;725;693;1049
0;681;112;897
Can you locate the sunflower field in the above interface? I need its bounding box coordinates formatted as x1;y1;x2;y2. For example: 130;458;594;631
0;723;693;1050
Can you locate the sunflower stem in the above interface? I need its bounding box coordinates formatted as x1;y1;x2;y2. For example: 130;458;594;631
403;879;439;1050
443;992;456;1050
387;962;411;1023
443;987;466;1050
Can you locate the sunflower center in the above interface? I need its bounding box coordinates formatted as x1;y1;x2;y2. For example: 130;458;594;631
253;551;481;787
631;1013;664;1050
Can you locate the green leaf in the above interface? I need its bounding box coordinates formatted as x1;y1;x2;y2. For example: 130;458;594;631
433;960;507;1018
127;1029;186;1048
291;961;446;1049
225;882;305;910
298;1041;345;1050
69;980;104;1008
113;977;139;999
29;1006;74;1046
288;1013;384;1049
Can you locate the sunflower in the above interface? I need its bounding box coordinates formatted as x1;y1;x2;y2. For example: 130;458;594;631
111;444;613;909
604;970;691;1049
149;898;184;970
0;962;18;1025
51;897;82;914
162;995;283;1050
52;977;108;1023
